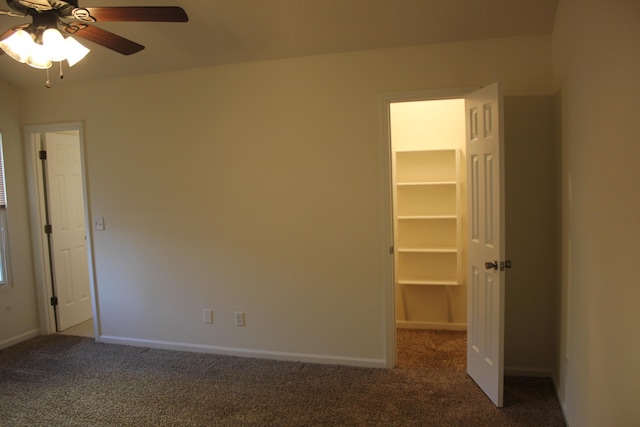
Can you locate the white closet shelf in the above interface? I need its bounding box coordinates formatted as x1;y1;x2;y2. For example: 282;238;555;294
397;215;456;220
398;280;460;286
396;181;456;186
393;148;463;325
397;248;457;253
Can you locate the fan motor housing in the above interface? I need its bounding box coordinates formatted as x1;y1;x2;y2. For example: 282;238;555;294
7;0;78;14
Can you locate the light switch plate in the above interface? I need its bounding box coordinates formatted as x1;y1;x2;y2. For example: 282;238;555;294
234;311;245;327
93;217;105;230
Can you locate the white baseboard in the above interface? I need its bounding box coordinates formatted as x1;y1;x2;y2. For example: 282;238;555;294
396;320;467;331
552;373;572;426
504;366;553;377
0;329;40;350
99;335;387;368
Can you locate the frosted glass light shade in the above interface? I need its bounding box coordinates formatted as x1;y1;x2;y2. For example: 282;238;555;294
42;28;66;61
64;36;90;67
0;30;35;63
26;42;52;69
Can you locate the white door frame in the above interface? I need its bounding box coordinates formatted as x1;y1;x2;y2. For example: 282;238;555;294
379;87;475;368
24;121;99;338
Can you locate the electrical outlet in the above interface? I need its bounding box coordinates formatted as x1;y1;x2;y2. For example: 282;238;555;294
93;217;105;230
234;311;245;327
203;309;213;324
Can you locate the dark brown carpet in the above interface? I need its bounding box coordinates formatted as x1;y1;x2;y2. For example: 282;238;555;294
0;333;566;426
397;329;467;370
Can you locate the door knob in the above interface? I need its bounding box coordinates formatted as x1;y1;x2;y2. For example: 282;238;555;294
485;261;498;270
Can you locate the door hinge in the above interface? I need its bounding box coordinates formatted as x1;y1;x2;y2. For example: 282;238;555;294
50;296;58;306
44;224;52;234
39;150;47;160
390;246;394;254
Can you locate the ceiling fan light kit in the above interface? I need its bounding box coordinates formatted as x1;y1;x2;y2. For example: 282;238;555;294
0;0;188;87
0;26;90;69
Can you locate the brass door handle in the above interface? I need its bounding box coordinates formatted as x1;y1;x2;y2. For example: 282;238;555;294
485;261;498;270
485;260;512;271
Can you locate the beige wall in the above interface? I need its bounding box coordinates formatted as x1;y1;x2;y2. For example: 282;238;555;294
503;96;557;374
0;81;40;348
553;1;640;425
8;35;552;366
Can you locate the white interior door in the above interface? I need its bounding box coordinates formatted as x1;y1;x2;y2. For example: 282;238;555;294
43;132;92;331
465;83;505;407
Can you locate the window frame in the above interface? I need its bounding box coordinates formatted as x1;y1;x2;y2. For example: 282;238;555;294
0;207;9;286
0;133;9;287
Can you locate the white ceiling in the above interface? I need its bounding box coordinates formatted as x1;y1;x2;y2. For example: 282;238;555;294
0;0;559;89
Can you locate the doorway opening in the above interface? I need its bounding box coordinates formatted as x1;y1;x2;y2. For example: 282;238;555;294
25;122;97;338
383;83;505;406
388;97;467;370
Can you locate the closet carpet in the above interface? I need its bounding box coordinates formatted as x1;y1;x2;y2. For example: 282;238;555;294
396;328;467;370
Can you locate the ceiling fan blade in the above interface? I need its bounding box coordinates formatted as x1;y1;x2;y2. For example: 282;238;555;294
82;7;188;23
0;28;14;44
65;23;144;55
0;9;27;18
0;23;29;41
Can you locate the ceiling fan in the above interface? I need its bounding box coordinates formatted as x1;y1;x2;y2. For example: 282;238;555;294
0;0;188;85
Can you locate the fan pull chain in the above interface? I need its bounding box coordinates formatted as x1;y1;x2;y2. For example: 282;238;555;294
44;63;65;88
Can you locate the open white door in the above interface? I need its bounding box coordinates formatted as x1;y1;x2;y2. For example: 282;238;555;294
465;83;505;407
43;132;92;331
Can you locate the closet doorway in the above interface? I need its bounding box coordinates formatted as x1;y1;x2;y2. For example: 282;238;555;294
389;97;467;368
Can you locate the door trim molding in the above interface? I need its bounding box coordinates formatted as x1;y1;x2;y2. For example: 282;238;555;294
378;87;476;368
24;121;99;339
